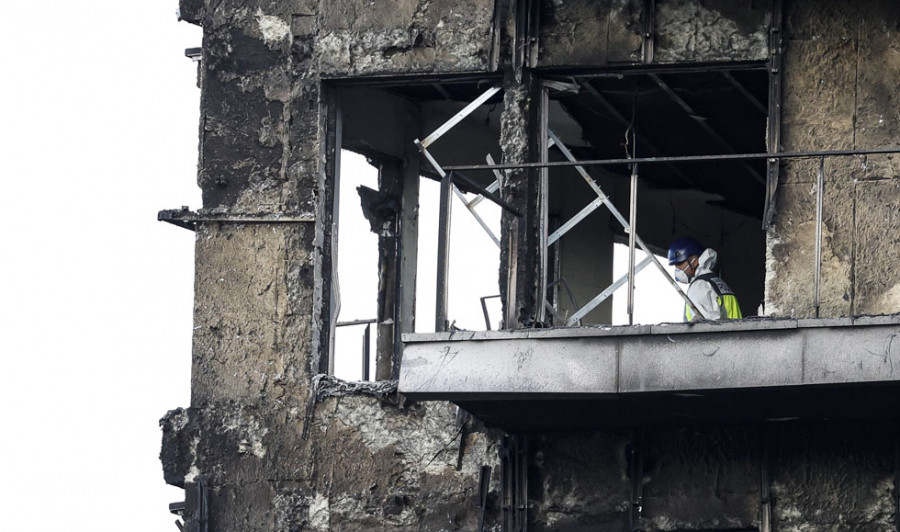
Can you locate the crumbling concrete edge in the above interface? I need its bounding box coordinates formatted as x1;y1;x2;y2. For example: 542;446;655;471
302;374;399;440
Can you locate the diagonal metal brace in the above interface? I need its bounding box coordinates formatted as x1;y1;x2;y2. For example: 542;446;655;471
449;171;523;217
548;130;703;319
420;85;502;149
566;256;652;325
416;140;501;247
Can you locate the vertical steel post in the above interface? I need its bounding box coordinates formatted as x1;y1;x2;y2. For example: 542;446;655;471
477;465;492;532
814;157;824;318
536;86;550;324
763;0;784;228
759;429;772;532
629;429;644;531
513;435;528;531
500;436;512;531
328;98;343;375
627;165;638;325
505;223;519;330
362;323;371;381
316;89;343;376
393;115;421;380
435;172;453;332
641;0;656;64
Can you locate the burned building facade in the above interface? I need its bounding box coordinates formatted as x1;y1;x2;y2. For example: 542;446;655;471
160;0;900;530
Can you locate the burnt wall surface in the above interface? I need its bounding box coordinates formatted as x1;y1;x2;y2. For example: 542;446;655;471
165;0;511;528
164;0;900;530
537;0;769;67
163;409;900;530
766;0;900;318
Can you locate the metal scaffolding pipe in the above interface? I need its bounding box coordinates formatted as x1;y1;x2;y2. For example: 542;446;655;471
814;157;824;318
627;165;638;325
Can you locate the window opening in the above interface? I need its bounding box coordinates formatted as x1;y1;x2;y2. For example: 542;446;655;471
413;83;507;332
415;177;502;332
326;65;773;368
326;78;505;378
333;151;379;381
611;243;682;325
540;67;770;325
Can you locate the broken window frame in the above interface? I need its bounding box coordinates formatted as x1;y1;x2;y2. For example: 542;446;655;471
318;79;510;378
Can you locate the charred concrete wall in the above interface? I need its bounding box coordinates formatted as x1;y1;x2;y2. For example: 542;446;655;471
765;0;900;318
538;0;769;67
524;421;898;531
163;0;900;530
162;384;503;530
165;0;509;528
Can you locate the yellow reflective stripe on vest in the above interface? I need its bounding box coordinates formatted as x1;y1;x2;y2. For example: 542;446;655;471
720;294;742;319
684;294;743;321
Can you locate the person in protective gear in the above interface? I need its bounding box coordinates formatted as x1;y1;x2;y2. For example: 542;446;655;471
668;237;742;321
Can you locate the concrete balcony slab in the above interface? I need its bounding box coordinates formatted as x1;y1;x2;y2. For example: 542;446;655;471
399;315;900;430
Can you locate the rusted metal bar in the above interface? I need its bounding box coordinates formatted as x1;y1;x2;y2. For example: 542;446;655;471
453;186;500;247
465;178;500;209
537;85;550;325
451;171;522;216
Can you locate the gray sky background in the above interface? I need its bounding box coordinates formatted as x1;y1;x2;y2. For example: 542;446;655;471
1;3;201;529
0;3;681;529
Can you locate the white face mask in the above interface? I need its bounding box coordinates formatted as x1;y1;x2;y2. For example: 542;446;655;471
674;268;691;284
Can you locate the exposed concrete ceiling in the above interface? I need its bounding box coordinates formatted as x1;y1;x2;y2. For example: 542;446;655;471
552;66;769;218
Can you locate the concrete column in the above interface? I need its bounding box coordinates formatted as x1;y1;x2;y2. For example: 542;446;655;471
499;70;544;328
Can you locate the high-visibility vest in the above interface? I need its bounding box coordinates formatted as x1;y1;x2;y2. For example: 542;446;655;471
684;273;743;321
